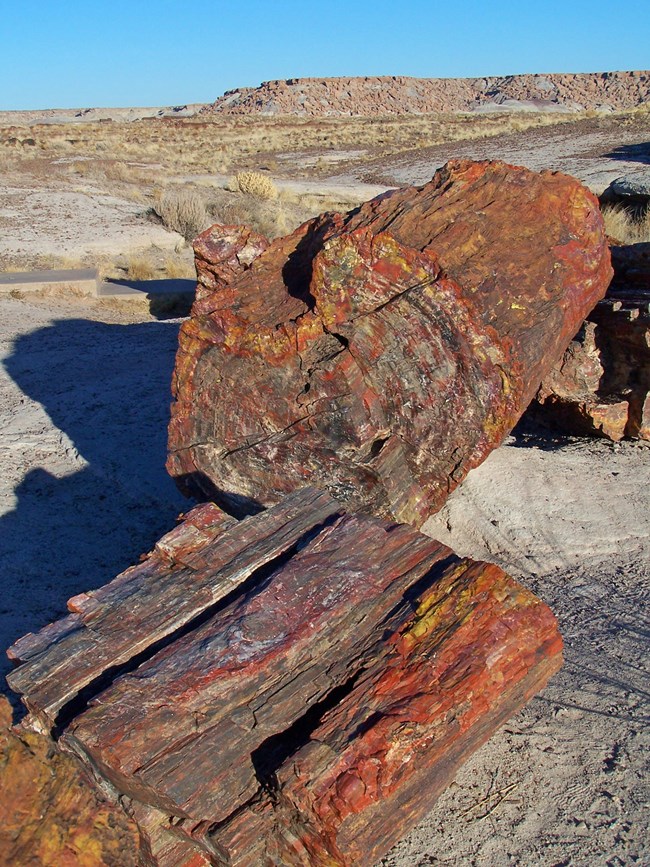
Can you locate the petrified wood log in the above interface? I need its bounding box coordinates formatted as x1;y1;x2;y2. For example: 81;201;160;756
7;488;563;866
0;696;139;866
168;159;612;525
533;242;650;441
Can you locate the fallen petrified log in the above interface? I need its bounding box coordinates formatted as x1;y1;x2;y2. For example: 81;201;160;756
7;487;563;866
167;159;612;525
533;242;650;440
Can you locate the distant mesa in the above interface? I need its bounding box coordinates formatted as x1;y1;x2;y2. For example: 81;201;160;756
3;70;647;125
202;71;650;117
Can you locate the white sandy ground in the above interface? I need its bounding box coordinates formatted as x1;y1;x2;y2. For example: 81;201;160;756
331;121;650;195
0;294;648;865
0;180;181;263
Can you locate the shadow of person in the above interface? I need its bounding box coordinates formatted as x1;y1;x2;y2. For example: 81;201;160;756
1;317;187;697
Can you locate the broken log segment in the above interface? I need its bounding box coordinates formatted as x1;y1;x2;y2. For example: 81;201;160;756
7;487;341;730
187;560;562;866
62;512;455;820
533;242;650;441
168;159;612;525
7;489;562;866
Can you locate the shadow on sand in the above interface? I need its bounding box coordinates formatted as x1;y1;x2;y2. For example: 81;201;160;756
604;141;650;166
1;317;187;699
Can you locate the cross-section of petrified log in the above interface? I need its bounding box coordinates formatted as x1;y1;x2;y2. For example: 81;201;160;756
533;242;650;440
168;159;612;525
7;488;562;866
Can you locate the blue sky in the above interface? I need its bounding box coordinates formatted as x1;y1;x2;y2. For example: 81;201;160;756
1;0;649;110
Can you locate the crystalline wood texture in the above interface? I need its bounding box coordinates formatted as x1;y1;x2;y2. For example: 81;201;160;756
167;159;612;525
534;242;650;440
7;488;562;866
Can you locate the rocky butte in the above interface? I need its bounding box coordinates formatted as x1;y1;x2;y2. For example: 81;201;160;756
168;158;612;526
203;71;650;116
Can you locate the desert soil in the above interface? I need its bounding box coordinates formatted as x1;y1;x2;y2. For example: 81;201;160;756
0;292;647;866
0;178;179;266
343;115;650;193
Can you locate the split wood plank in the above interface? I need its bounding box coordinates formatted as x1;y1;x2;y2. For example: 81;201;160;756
7;487;341;729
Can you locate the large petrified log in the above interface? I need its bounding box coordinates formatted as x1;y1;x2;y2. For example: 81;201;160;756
7;488;563;866
533;242;650;440
167;159;612;525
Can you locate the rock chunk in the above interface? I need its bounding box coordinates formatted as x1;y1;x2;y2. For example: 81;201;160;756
168;159;612;524
192;223;269;303
0;697;139;866
534;243;650;441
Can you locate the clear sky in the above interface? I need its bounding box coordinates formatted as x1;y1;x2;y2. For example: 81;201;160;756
1;0;649;110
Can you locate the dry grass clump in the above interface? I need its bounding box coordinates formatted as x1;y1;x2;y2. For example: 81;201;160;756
163;253;196;279
213;194;291;239
602;204;650;244
153;187;209;240
233;170;277;199
126;253;157;281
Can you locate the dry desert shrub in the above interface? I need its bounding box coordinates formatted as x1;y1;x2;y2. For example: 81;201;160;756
233;170;277;200
602;204;650;244
163;253;196;279
154;187;209;240
214;194;290;238
126;253;157;281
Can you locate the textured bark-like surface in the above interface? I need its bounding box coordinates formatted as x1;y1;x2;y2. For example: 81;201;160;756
62;510;453;821
192;223;269;303
7;488;339;730
168;159;612;525
534;242;650;440
265;562;562;866
0;697;139;867
130;802;212;867
6;489;563;867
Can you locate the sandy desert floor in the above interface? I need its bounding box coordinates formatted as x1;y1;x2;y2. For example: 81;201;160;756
0;111;649;865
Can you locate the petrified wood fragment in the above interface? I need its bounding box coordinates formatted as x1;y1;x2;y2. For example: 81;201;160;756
0;696;139;866
7;487;339;730
7;488;563;866
534;242;650;440
168;159;612;525
193;223;269;303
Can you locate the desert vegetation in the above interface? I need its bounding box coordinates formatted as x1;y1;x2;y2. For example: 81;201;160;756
602;202;650;244
1;104;648;277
